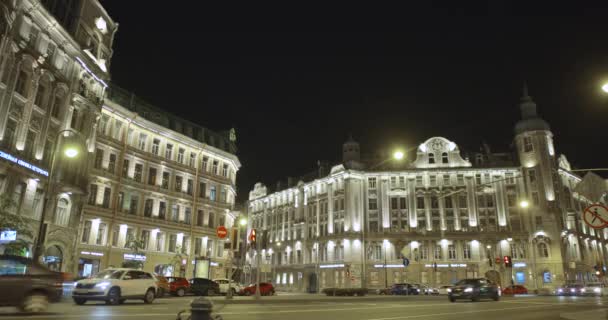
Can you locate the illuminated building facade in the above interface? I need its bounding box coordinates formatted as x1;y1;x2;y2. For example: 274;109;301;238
75;85;240;278
247;89;608;292
0;0;115;271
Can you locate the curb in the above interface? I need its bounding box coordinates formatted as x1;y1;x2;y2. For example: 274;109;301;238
208;295;444;305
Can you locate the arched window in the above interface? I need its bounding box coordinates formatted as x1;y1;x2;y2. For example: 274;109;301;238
537;242;549;258
428;153;435;164
442;152;449;163
14;69;29;96
51;89;65;119
55;197;71;226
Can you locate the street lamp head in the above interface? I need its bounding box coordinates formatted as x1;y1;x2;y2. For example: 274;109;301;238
393;151;404;160
602;82;608;94
519;200;529;208
239;217;247;226
486;245;491;249
64;147;79;158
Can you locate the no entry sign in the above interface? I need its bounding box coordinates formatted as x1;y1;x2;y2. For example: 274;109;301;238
216;226;228;239
583;204;608;229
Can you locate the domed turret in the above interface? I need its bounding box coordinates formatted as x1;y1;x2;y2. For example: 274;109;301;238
514;82;550;135
342;134;360;163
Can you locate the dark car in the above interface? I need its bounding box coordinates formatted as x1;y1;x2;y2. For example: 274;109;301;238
390;283;411;295
240;282;275;296
556;284;584;296
189;278;219;296
448;278;500;302
0;255;63;313
166;277;191;296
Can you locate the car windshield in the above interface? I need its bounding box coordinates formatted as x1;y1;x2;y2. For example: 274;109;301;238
455;279;479;286
92;270;123;280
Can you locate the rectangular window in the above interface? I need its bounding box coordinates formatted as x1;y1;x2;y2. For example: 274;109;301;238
212;160;219;175
113;120;123;140
507;194;516;207
138;133;147;150
430;175;437;186
368;198;378;210
195;238;202;255
457;174;464;184
523;136;533;152
202;156;208;172
144;199;153;217
140;230;150;250
148;167;157;185
162;172;170;189
108;154;116;174
81;220;92;243
96;223;107;245
134;164;143;182
434;245;442;260
199;182;206;198
532;192;540;205
88;184;98;205
448;245;456;259
187;179;193;195
210;186;216;201
535;216;543;228
390;177;396;187
159;201;166;219
117;192;124;211
368;177;377;189
419;245;428;260
175;176;183;192
156;233;164;251
417;197;425;209
416;176;423;186
528;169;536;184
122;159;129;178
459;195;467;208
102;187;111;208
124;228;135;248
70;108;79;130
431;197;439;209
189;152;196;167
391;197;398;210
399;176;405;187
111;226;119;247
222;164;228;177
152;139;160;155
171;204;179;222
94;148;103;169
15;70;28;96
475;174;482;185
185;207;192;224
463;243;471;259
443;174;450;185
506;172;515;184
165;144;173;159
129;195;139;215
197;210;204;227
400;197;407;209
445;197;453;209
168;234;177;252
177;148;185;163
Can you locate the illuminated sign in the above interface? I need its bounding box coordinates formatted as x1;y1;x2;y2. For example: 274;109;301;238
210;261;219;267
513;262;527;268
0;230;17;241
424;263;467;268
319;264;345;269
81;251;104;257
123;253;146;261
374;264;405;268
0;151;48;176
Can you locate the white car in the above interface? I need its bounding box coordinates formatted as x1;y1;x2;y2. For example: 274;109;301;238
437;285;453;295
213;278;243;295
72;268;158;305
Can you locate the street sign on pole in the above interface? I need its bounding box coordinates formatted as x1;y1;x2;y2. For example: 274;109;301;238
583;204;608;229
216;226;228;239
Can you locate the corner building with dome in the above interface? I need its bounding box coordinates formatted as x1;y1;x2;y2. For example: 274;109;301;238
246;88;608;293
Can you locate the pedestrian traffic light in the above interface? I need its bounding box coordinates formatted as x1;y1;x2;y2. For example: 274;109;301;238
503;256;512;268
249;228;257;248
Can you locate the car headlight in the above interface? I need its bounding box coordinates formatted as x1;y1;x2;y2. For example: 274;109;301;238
417;289;421;292
557;289;563;293
581;289;586;293
447;288;452;293
570;289;576;293
95;282;110;290
464;288;473;293
594;288;601;293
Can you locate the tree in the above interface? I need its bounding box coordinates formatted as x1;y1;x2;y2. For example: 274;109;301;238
169;245;187;277
0;194;33;256
122;234;146;269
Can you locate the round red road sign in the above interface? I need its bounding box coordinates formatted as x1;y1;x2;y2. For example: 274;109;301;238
216;226;228;239
583;204;608;229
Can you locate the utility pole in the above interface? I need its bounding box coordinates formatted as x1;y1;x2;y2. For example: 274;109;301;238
255;248;261;299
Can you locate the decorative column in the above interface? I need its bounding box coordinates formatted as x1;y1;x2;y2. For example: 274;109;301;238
327;180;334;234
380;176;390;229
466;176;477;227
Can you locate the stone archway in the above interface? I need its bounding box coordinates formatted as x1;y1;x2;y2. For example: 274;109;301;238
44;245;63;272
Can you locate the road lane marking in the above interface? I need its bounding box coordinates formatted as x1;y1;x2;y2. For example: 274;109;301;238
366;304;573;320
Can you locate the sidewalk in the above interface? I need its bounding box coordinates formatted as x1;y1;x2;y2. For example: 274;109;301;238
205;293;434;305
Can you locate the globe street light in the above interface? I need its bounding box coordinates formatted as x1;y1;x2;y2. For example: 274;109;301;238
239;217;247;227
602;82;608;93
519;200;530;208
64;147;79;158
393;151;404;160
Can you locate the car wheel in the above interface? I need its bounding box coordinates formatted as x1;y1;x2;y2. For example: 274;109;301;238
144;289;155;304
20;292;49;313
176;288;186;297
449;297;455;303
106;287;121;305
73;298;87;305
493;294;500;301
471;295;479;302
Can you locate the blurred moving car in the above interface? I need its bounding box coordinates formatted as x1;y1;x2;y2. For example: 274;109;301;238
556;284;584;296
408;283;422;295
189;278;219;296
166;277;190;297
581;283;607;296
448;278;500;302
437;285;453;295
240;282;275;296
154;275;169;297
72;268;157;305
420;284;439;295
0;255;63;313
377;287;392;295
502;285;528;295
213;278;243;295
390;283;410;295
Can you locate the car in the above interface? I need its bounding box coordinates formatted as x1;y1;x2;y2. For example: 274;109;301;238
580;283;607;296
0;255;63;313
154;275;170;297
408;283;422;295
377;287;392;295
420;284;439;295
213;278;243;296
502;285;528;295
240;282;275;296
189;278;219;296
437;285;453;295
448;278;500;302
72;268;157;305
556;284;584;296
166;277;191;297
389;283;410;295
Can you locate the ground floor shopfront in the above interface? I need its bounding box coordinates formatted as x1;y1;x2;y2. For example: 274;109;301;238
269;259;572;292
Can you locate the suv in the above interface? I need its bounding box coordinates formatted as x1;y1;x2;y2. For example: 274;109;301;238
448;278;500;302
189;278;219;296
0;255;63;313
72;268;157;305
213;278;243;295
166;277;190;297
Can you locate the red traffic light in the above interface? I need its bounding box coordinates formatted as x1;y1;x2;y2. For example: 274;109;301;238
503;256;512;267
249;228;257;242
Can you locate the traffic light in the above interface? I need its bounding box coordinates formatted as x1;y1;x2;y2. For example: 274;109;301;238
249;228;257;248
503;256;512;268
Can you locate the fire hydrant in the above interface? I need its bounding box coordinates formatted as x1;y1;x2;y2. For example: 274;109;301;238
190;297;213;320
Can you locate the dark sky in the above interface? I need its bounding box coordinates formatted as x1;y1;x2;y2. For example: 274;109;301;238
101;2;608;202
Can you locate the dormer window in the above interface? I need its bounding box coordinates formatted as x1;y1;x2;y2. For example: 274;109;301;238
428;153;435;164
442;152;448;164
523;136;533;152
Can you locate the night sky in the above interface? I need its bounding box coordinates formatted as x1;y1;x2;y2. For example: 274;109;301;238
101;3;608;202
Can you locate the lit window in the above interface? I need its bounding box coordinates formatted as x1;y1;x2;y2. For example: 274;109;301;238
523;136;533;152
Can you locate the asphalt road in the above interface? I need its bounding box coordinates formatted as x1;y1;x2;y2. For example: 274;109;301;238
0;295;606;320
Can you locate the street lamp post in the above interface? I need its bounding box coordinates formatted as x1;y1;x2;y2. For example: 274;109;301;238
225;217;248;300
33;129;86;262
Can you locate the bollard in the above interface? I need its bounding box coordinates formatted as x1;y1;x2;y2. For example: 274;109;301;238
190;297;213;320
